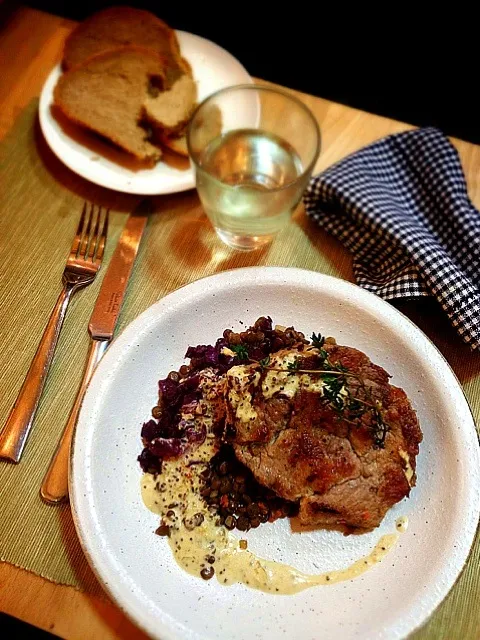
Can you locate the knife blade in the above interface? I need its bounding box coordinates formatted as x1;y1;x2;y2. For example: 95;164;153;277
88;205;149;340
40;200;150;503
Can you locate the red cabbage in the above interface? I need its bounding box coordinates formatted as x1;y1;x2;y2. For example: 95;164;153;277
140;316;280;472
138;447;162;473
141;419;162;442
149;437;185;459
183;422;206;445
158;377;180;404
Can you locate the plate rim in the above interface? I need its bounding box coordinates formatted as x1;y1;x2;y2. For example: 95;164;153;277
70;266;480;640
38;30;253;195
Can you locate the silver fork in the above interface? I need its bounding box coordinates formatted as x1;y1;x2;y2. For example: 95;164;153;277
0;203;109;463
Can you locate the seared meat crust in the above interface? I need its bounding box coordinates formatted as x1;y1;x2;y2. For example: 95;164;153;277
226;344;422;531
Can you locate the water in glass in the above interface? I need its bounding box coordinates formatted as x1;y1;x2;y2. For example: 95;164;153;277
196;128;305;250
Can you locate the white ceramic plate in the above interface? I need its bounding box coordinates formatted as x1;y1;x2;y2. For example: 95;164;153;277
38;31;253;194
71;267;480;640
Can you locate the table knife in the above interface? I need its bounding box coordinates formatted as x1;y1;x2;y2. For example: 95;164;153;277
40;201;150;503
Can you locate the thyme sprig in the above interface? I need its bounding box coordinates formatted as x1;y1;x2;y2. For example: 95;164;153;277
258;355;271;369
286;359;301;373
249;334;389;447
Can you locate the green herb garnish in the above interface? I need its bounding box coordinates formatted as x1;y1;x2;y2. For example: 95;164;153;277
287;358;300;372
230;344;249;361
311;332;325;349
258;355;271;369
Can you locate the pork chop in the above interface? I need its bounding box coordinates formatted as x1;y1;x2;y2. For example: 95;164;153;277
225;343;422;531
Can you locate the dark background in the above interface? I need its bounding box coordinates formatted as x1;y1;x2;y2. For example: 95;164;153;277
18;1;479;145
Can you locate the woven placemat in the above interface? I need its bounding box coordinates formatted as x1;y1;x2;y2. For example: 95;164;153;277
0;101;479;638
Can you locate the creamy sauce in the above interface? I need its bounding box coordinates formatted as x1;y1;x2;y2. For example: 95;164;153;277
227;349;334;415
226;366;260;422
141;362;405;595
262;351;328;399
142;458;403;593
396;515;409;533
143;470;400;593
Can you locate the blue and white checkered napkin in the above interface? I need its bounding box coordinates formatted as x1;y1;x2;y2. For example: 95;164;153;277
303;127;480;349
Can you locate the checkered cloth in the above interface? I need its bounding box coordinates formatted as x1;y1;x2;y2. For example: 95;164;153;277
303;127;480;350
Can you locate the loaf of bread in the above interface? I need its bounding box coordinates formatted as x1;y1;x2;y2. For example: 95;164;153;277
63;6;187;87
54;46;168;162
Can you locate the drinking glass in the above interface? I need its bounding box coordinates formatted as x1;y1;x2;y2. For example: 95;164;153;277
187;84;321;251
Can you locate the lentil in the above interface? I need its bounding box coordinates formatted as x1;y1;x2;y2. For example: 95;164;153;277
200;445;298;533
200;566;215;580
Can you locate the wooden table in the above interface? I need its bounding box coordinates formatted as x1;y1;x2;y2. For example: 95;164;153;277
1;6;480;640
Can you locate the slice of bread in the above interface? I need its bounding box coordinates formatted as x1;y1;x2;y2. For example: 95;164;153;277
160;103;223;158
159;132;189;157
54;46;167;162
144;75;197;136
63;7;186;86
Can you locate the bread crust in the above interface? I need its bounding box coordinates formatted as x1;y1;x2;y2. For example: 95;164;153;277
63;6;185;87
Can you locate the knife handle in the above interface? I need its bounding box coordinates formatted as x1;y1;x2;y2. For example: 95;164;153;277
40;338;109;503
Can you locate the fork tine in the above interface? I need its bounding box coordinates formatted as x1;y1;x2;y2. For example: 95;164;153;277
70;202;87;257
87;206;101;262
95;209;109;265
79;203;94;258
